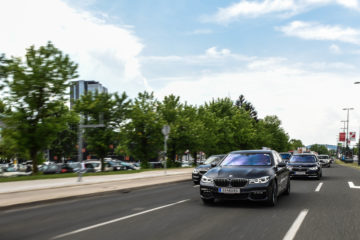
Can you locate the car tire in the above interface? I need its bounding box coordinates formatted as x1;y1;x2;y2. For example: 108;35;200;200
193;181;200;185
202;198;215;205
267;181;278;206
316;173;321;180
284;178;290;195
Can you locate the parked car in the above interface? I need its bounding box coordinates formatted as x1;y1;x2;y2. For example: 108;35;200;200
317;155;331;167
149;162;163;169
287;153;322;179
0;167;32;177
84;161;101;172
105;161;126;171
192;154;226;184
200;150;290;206
60;162;80;173
279;152;292;163
41;164;62;174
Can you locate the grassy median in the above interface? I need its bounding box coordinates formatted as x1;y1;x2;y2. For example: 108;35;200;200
335;159;360;170
0;167;190;183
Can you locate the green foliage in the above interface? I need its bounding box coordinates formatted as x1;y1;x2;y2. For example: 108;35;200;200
0;42;78;172
289;139;304;150
74;91;130;171
310;144;329;155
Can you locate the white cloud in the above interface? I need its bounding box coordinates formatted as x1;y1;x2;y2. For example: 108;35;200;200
206;0;360;24
205;47;231;57
187;29;213;35
0;0;149;97
277;21;360;44
329;44;342;53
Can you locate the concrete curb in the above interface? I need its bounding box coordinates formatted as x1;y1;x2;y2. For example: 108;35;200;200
0;178;191;211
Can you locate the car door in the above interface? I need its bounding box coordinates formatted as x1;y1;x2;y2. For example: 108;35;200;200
273;151;288;192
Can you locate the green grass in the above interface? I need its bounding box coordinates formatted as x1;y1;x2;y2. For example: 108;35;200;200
0;167;190;183
335;159;360;170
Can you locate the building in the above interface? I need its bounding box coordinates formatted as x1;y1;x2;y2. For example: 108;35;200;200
70;80;108;108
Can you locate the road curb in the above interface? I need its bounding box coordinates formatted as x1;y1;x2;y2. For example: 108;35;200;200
0;178;191;211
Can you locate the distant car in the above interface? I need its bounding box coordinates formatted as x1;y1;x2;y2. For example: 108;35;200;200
181;161;192;167
41;164;62;174
317;155;331;167
279;152;292;163
149;162;163;168
105;161;126;171
192;154;226;184
287;154;322;180
0;167;32;177
200;150;290;206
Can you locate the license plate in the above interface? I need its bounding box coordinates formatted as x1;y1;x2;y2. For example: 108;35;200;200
219;188;241;194
295;171;306;175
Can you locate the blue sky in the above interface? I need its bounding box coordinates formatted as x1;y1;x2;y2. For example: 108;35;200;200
2;0;360;146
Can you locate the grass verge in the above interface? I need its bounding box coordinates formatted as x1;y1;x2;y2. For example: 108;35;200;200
0;167;191;183
335;159;360;170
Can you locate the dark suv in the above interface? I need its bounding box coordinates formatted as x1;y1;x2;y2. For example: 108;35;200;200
287;153;322;179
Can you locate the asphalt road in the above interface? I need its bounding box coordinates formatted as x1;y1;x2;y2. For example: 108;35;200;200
1;163;360;240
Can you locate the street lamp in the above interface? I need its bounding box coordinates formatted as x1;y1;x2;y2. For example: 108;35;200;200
354;82;360;164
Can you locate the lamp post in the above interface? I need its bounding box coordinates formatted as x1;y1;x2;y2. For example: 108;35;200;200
343;108;354;158
354;82;360;164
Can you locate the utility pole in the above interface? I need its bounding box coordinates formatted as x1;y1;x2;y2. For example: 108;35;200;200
343;108;354;158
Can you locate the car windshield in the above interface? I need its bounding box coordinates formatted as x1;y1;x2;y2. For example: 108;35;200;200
318;156;329;159
220;153;272;166
280;153;291;159
290;155;316;163
204;156;222;165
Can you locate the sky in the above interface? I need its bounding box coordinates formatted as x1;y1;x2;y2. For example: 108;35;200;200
1;0;360;147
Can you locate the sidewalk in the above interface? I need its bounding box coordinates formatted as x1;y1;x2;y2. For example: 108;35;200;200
0;168;193;209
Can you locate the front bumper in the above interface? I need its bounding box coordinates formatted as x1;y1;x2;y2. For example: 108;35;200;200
200;182;272;201
289;169;320;177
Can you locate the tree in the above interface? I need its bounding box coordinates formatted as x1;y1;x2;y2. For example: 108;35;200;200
74;91;130;171
289;139;304;151
235;94;258;121
310;144;329;155
122;92;163;168
0;42;78;173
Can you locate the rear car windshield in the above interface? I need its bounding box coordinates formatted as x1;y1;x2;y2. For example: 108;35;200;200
318;155;329;159
280;153;291;159
220;153;272;166
290;155;316;163
204;156;223;164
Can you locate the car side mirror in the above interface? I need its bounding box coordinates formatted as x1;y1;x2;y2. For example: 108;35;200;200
210;163;217;168
278;162;286;168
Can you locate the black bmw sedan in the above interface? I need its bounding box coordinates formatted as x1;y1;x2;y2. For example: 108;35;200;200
287;153;322;179
192;154;226;184
200;150;290;206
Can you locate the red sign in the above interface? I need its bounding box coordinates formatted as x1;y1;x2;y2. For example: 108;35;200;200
125;156;130;161
339;132;346;142
53;156;58;161
350;132;356;141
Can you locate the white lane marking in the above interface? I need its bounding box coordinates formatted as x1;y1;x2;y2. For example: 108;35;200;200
193;185;200;188
348;181;360;189
52;199;190;239
282;209;309;240
315;182;323;192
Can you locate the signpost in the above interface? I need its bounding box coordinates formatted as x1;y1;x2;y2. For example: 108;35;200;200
162;125;170;175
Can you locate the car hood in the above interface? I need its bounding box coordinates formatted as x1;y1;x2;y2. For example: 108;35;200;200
287;163;317;167
205;166;274;179
196;164;211;170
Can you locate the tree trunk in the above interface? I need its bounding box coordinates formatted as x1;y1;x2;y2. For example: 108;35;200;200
31;150;38;174
101;157;104;172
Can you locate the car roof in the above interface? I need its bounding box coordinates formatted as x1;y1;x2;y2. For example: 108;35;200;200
230;150;274;154
293;153;316;156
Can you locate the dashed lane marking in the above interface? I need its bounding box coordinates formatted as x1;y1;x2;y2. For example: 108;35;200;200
282;209;309;240
315;182;323;192
348;182;360;189
52;199;190;239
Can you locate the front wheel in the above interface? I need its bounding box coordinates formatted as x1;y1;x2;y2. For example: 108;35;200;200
267;181;278;206
284;178;290;195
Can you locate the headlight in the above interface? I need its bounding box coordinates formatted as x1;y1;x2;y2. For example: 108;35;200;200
249;176;270;184
201;176;213;183
193;168;199;174
309;167;318;170
287;166;293;170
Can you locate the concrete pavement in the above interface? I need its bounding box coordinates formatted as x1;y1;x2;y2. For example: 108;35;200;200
0;168;193;208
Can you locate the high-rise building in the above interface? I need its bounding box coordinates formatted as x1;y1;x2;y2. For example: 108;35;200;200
70;80;108;108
